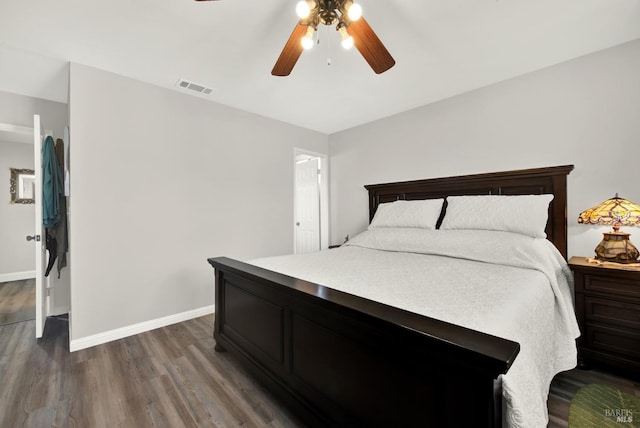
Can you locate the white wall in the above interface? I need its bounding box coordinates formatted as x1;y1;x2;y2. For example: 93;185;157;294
328;39;640;258
0;141;34;277
68;63;329;342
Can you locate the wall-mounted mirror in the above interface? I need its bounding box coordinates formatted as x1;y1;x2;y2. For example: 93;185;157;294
9;168;35;204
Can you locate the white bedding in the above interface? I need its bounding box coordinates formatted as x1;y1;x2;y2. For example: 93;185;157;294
249;228;580;428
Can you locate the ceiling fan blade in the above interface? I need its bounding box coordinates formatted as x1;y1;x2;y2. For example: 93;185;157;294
347;17;395;74
272;23;307;77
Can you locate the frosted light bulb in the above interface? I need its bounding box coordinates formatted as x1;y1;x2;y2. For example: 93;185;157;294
296;1;316;19
339;26;354;49
347;3;362;21
296;1;310;18
301;26;315;50
341;36;354;49
302;36;314;49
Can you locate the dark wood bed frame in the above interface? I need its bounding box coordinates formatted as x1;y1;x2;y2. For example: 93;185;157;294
208;164;574;428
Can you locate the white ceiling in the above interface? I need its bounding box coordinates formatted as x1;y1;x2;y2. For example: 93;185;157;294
1;0;639;134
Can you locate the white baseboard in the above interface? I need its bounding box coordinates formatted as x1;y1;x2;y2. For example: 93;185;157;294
0;271;36;283
69;305;214;352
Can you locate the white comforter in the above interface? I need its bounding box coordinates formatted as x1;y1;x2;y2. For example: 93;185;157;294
249;228;580;428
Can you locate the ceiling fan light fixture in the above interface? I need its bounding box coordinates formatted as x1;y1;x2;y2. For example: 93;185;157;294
270;0;394;76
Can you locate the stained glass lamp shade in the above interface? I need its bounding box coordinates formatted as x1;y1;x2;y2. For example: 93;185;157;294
578;194;640;262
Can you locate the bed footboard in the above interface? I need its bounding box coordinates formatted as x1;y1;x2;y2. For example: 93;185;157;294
208;257;519;428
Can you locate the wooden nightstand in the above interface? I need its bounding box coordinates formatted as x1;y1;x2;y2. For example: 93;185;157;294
569;256;640;378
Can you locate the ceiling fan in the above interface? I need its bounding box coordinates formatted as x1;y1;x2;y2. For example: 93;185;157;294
195;0;395;77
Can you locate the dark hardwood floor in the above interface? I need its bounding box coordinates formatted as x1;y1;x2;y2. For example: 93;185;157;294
1;314;638;427
0;278;35;325
0;315;307;428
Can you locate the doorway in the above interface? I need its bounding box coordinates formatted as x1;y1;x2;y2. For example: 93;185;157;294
294;149;329;254
0;124;36;326
0;119;70;338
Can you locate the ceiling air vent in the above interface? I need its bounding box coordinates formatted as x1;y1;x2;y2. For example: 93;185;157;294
176;79;214;95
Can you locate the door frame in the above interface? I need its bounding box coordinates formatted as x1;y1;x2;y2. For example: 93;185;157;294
293;148;329;253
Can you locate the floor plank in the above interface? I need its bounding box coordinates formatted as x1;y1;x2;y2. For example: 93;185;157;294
2;314;639;427
0;279;35;325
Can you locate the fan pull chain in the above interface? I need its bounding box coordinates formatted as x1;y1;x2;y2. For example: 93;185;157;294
324;25;332;67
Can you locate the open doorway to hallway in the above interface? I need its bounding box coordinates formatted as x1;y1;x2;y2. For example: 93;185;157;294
294;149;329;254
0;125;36;326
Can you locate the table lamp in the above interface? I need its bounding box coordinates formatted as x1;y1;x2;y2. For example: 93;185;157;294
578;194;640;263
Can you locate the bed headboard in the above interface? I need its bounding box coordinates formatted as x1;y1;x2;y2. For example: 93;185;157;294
364;165;574;259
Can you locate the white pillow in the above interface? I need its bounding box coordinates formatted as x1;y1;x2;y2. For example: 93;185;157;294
440;194;554;238
369;199;445;230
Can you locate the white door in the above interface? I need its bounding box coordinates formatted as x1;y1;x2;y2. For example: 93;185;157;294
295;157;320;253
32;114;47;338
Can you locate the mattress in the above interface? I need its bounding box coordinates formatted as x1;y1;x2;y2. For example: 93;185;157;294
249;228;580;428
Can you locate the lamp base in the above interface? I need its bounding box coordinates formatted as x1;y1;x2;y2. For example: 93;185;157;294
594;232;639;263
